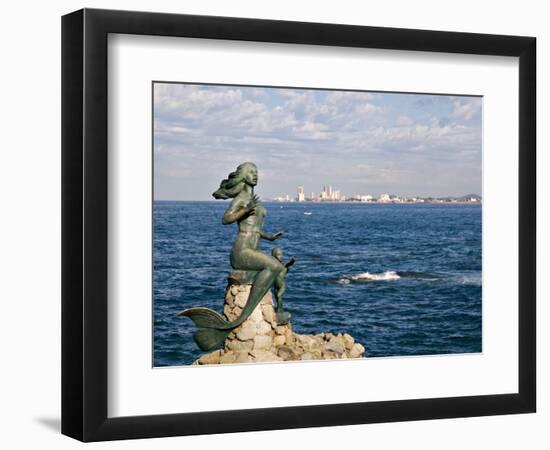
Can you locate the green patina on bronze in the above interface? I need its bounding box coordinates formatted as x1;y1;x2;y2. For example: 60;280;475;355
177;162;295;351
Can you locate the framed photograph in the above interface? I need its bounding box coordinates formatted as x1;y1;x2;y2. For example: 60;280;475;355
62;8;536;442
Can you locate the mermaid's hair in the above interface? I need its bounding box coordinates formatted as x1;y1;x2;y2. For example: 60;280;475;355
212;162;257;199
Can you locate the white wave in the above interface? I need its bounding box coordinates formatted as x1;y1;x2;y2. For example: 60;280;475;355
456;273;482;286
339;271;401;283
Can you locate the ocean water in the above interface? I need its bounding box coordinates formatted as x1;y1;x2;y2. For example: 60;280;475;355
154;201;482;367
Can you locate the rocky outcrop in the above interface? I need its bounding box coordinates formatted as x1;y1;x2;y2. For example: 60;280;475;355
192;284;365;365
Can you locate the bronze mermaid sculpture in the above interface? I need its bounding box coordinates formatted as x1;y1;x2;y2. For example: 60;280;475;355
177;162;294;351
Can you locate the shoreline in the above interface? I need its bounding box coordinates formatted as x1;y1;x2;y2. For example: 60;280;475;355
154;199;482;205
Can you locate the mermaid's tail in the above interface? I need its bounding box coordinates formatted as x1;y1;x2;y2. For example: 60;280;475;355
192;326;231;351
177;307;231;351
177;287;269;351
177;307;227;328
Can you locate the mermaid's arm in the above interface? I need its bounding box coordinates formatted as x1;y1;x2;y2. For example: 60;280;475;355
259;230;284;241
285;256;296;270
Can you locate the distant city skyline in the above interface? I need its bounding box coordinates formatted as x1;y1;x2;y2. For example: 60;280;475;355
271;183;480;204
154;83;482;200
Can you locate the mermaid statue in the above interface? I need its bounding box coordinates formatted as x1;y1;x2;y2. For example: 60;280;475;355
177;162;294;351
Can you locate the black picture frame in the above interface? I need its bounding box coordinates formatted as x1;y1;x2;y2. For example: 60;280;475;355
61;8;536;442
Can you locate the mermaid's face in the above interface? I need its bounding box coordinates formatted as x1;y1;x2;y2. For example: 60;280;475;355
243;164;258;186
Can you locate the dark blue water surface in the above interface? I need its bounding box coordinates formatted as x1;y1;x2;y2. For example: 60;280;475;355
154;201;481;367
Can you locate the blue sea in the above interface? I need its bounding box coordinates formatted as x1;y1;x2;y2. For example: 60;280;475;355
154;201;482;367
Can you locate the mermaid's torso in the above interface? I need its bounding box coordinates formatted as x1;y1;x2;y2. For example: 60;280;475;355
230;200;266;267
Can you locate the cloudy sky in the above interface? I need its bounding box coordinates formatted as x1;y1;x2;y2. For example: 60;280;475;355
153;82;481;200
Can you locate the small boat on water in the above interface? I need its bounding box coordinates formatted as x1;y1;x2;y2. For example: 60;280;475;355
304;212;313;215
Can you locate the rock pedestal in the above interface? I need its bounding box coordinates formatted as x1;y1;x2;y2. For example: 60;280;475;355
193;283;366;365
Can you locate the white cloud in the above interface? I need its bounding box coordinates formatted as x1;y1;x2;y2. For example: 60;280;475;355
292;120;330;140
397;115;415;126
153;84;481;199
449;98;481;122
154;83;243;119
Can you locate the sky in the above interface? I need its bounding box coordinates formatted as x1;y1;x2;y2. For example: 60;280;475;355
153;82;482;200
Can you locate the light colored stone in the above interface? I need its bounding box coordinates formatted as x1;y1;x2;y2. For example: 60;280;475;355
248;305;264;323
324;340;345;355
230;285;240;296
220;351;237;364
253;335;273;350
234;351;252;364
301;352;314;360
342;333;355;350
250;349;282;362
223;304;233;319
273;335;286;347
261;304;276;323
236;324;257;341
297;334;317;351
349;343;365;358
317;348;328;358
275;326;287;335
256;320;272;335
234;291;249;308
225;291;235;305
284;329;294;345
224;306;241;321
278;345;300;361
197;349;223;365
226;339;254;352
260;293;273;305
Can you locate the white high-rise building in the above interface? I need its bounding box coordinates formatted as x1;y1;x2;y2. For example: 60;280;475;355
297;185;305;202
378;193;391;203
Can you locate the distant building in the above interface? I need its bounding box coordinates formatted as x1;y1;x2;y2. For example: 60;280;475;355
320;184;335;200
286;183;474;204
378;194;391;203
297;185;305;202
360;195;373;202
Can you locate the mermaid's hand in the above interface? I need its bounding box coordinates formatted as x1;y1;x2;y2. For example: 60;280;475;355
285;256;296;270
270;231;284;241
244;195;260;213
242;195;261;218
252;194;262;206
242;206;256;218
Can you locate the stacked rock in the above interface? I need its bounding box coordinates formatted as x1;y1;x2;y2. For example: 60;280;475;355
192;283;365;365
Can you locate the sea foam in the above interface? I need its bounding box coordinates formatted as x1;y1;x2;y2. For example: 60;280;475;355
339;271;401;283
